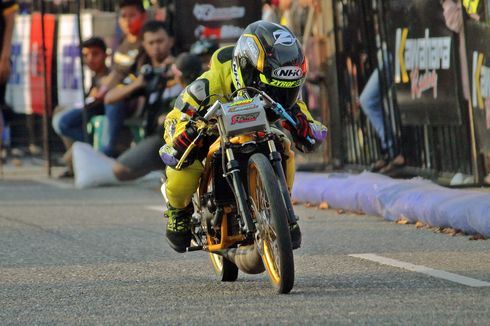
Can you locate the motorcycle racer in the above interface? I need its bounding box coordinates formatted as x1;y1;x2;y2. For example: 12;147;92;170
160;20;327;253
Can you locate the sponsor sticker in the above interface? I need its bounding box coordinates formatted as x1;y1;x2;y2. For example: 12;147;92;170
272;66;303;80
231;112;260;124
246;37;259;63
273;29;296;46
193;4;245;21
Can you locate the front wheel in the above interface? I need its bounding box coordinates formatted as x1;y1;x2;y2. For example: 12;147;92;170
248;153;294;294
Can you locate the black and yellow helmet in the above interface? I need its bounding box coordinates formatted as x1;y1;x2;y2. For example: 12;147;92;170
232;20;307;110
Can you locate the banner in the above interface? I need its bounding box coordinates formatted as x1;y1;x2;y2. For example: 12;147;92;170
174;0;262;51
56;14;93;109
29;13;56;116
6;15;31;114
465;19;490;154
384;0;462;126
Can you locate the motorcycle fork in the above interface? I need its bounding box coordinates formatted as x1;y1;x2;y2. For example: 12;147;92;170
224;146;256;238
267;139;298;225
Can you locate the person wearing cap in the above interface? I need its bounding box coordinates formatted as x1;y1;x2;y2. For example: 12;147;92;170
172;52;203;86
189;38;219;71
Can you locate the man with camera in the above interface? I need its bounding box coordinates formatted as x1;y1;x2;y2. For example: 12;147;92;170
104;20;178;181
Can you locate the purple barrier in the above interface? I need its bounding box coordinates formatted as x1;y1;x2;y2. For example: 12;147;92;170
436;193;490;236
292;172;490;237
292;172;351;205
350;172;394;216
376;178;433;222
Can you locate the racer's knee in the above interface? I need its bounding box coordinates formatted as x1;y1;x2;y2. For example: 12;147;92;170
165;160;203;209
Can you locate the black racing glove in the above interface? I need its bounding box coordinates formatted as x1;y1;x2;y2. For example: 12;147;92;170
281;104;312;139
173;122;200;157
281;104;316;152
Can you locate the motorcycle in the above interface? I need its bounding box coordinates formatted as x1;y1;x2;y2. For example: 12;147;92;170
161;88;315;294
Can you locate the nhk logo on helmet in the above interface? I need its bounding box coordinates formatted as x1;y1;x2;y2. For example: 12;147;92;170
273;29;296;46
272;66;303;80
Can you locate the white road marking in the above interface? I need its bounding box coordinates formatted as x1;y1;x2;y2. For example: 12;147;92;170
349;253;490;287
145;205;166;212
34;178;74;189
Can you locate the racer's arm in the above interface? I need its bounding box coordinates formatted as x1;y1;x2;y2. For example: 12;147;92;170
163;67;217;144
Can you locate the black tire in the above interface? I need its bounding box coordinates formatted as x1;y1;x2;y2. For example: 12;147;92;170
209;253;239;282
248;153;294;294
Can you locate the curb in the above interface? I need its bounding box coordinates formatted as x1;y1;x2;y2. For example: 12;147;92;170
292;171;490;237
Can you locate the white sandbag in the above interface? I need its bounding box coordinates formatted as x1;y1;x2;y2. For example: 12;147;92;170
72;142;119;189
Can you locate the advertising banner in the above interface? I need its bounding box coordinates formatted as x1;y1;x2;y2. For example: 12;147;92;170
6;15;32;114
174;0;262;51
56;14;93;109
384;0;462;125
30;13;56;116
465;19;490;154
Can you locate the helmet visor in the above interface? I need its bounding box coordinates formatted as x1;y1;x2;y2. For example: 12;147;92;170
258;73;304;109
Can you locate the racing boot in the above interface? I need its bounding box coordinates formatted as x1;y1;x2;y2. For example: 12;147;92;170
164;204;194;253
289;222;302;250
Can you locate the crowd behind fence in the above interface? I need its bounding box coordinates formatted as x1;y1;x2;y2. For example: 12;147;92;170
3;0;490;185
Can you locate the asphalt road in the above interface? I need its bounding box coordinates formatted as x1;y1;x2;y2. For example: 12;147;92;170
1;174;490;325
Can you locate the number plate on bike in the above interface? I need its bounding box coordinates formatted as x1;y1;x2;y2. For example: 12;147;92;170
220;97;268;137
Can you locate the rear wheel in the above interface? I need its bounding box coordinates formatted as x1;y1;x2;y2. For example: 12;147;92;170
248;153;294;294
209;253;239;282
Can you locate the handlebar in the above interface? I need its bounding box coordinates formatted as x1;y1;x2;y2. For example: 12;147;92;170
265;98;316;145
199;90;315;145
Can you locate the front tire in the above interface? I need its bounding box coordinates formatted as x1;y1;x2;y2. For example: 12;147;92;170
248;153;294;294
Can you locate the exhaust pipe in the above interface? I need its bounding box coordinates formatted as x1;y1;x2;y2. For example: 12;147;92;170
221;244;265;274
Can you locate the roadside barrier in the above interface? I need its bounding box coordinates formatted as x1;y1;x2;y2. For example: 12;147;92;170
292;171;490;237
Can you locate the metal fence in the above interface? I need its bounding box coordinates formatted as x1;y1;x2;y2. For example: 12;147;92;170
331;0;476;180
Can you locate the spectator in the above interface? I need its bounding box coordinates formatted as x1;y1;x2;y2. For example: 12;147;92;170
359;65;405;174
51;37;109;178
361;0;477;175
74;51;202;186
189;38;219;71
288;0;311;44
107;20;181;181
0;1;17;162
262;0;280;23
95;0;147;157
441;0;485;184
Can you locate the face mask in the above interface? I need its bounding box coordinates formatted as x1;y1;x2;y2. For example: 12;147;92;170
128;14;145;36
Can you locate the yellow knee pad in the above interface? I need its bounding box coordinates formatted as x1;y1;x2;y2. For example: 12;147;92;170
165;160;203;209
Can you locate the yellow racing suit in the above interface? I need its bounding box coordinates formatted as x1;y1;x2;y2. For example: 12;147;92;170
163;46;323;209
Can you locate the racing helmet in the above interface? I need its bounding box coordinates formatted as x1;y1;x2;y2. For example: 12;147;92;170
232;20;307;110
